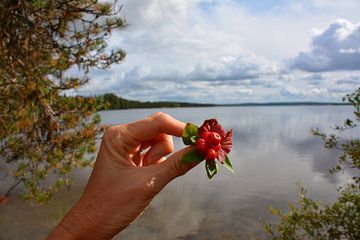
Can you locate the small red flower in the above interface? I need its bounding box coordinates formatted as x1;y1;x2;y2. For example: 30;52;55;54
198;119;226;139
181;118;234;179
197;119;233;163
205;148;217;161
196;138;208;154
217;129;233;163
212;143;221;152
207;132;222;146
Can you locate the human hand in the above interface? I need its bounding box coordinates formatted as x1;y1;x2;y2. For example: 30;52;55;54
47;112;197;239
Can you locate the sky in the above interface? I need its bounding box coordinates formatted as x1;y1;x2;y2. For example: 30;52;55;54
70;0;360;103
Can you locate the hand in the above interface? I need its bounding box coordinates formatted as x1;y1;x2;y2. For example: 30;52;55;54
47;112;197;239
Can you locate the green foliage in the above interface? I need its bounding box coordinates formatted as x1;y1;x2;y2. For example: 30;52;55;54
181;149;204;164
224;155;235;174
265;87;360;239
205;160;218;179
182;123;199;145
0;0;126;203
265;185;360;240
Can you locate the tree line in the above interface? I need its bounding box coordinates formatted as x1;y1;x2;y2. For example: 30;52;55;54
97;93;214;110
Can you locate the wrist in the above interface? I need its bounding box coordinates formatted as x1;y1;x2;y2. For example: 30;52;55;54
47;197;113;240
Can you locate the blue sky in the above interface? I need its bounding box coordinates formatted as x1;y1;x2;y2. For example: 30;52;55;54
217;0;289;13
70;0;360;103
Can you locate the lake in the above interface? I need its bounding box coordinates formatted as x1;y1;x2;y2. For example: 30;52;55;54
0;106;355;239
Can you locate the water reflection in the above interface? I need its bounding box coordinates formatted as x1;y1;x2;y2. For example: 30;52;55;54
0;106;355;239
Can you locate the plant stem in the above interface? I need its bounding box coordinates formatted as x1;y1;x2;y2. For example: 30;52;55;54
5;178;24;197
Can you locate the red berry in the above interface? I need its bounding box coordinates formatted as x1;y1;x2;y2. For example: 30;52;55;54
205;148;217;161
196;138;207;154
201;131;211;139
207;132;222;147
212;143;221;152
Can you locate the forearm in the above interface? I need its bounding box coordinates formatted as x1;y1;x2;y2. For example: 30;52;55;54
46;198;117;240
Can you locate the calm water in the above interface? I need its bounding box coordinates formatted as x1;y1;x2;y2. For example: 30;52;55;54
0;106;355;239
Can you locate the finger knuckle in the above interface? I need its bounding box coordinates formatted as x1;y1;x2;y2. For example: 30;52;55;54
102;126;116;142
164;143;174;155
102;125;125;143
152;112;170;122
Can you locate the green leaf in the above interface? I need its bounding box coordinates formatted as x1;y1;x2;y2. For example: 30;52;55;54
345;119;353;126
224;155;235;174
182;123;199;145
206;160;218;179
190;135;198;144
181;149;204;164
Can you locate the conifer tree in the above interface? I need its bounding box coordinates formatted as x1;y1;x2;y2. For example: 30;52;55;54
0;0;126;203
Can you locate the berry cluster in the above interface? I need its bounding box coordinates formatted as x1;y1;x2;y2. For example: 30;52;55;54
181;119;234;179
196;132;222;161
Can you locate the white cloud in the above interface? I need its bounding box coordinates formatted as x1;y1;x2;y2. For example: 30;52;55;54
289;19;360;72
125;53;279;82
281;86;328;98
187;53;279;81
72;0;360;103
335;76;360;85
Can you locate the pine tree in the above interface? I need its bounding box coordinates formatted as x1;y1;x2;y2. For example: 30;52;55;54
0;0;126;203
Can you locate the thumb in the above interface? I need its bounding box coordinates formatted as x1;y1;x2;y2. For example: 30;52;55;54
157;146;199;182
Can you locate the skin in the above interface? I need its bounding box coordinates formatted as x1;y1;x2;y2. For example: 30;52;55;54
47;112;197;240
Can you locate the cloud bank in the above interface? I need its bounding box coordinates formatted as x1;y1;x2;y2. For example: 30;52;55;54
289;19;360;72
69;0;360;103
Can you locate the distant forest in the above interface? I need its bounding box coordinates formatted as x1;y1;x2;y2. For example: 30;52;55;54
97;93;214;109
83;93;348;110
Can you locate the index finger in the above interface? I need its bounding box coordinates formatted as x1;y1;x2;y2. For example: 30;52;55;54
125;112;186;142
